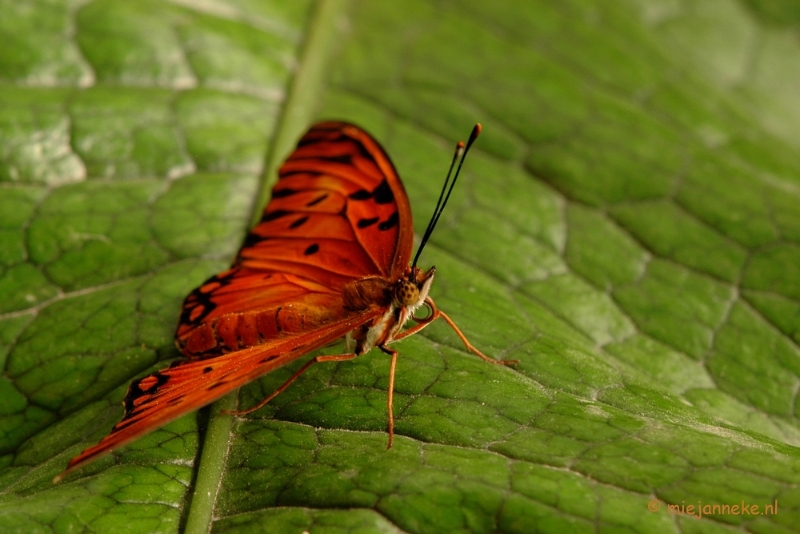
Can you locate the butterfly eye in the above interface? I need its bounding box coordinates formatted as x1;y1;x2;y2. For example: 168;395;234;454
394;280;420;306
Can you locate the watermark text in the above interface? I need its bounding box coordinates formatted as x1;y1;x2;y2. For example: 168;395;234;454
648;499;778;519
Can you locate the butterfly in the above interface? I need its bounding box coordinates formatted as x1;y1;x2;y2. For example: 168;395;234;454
54;121;515;482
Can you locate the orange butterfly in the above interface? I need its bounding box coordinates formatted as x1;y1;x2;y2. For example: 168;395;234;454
55;122;514;482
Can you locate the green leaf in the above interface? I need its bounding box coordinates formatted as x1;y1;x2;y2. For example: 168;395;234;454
3;0;800;532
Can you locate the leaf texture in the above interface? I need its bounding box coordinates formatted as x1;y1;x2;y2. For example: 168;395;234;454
2;0;800;532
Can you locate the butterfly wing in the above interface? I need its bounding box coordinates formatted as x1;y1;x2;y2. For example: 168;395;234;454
176;122;414;353
56;309;379;481
59;122;415;479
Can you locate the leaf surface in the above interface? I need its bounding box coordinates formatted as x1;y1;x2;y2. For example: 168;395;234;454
2;0;800;532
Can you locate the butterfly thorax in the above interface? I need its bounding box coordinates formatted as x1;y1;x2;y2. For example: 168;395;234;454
342;277;393;311
345;267;435;355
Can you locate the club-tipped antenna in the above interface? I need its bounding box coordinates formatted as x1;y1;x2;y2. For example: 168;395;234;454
411;124;482;270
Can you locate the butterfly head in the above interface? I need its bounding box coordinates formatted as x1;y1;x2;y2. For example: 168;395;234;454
394;266;435;309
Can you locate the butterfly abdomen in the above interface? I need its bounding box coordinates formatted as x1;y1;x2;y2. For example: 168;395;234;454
180;296;345;358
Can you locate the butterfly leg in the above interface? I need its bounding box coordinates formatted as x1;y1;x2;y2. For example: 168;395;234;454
394;297;518;366
437;310;518;365
392;298;440;342
223;353;357;416
379;345;399;449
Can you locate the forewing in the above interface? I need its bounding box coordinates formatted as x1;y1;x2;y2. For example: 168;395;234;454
176;122;413;343
58;309;378;481
241;122;413;282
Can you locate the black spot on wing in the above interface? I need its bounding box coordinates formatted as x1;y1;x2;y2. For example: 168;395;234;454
378;212;399;231
349;189;371;200
325;154;353;164
179;304;205;333
203;367;213;374
372;179;394;204
306;194;328;207
139;373;169;393
315;132;380;162
357;217;379;228
294;154;352;164
349;137;379;162
297;136;319;148
113;419;134;431
262;210;291;222
304;244;319;255
179;271;236;328
296;128;377;168
290;216;309;229
272;188;298;198
242;232;268;248
279;170;322;179
123;371;170;415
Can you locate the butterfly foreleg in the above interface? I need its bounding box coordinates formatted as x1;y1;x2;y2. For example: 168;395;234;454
437;309;519;366
394;297;517;366
391;297;440;343
222;352;358;416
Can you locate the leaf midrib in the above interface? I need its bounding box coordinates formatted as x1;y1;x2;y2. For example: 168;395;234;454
182;1;351;531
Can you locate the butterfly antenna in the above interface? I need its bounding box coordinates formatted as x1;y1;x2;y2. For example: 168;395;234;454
412;124;482;269
420;144;461;253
